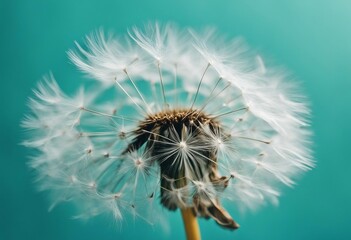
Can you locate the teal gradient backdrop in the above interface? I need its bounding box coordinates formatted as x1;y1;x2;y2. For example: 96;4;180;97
1;0;350;239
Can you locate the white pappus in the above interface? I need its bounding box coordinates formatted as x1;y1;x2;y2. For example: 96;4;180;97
23;23;313;230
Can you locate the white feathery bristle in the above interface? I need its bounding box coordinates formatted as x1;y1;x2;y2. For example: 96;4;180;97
23;22;313;226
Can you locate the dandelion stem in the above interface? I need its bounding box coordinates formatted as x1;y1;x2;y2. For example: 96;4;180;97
181;208;201;240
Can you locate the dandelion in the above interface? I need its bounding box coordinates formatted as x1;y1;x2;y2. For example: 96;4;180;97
23;23;313;239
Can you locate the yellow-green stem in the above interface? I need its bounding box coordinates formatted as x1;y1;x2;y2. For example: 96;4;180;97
181;208;201;240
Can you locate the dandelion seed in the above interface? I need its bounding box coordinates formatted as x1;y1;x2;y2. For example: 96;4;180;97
23;23;313;239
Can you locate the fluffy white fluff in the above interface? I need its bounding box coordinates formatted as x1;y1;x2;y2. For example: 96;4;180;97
23;23;313;224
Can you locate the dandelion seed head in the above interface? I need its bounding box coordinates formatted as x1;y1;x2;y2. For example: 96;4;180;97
23;23;313;230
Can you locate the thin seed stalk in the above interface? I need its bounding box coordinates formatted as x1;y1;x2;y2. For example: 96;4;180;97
181;208;201;240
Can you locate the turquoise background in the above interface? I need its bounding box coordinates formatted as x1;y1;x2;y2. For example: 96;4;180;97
1;0;351;239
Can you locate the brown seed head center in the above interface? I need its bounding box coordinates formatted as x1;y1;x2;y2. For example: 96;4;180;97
144;108;218;127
